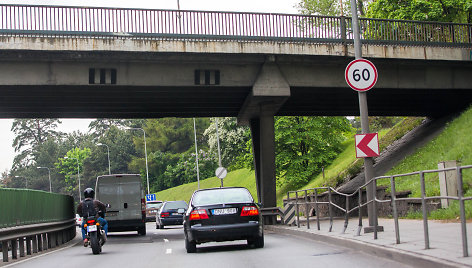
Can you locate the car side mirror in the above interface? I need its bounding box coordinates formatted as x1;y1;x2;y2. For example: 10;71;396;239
177;208;185;214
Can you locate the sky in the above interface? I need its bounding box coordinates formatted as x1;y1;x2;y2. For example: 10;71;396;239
0;0;300;172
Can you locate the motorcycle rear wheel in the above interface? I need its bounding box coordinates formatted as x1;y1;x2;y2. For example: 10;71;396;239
90;232;101;255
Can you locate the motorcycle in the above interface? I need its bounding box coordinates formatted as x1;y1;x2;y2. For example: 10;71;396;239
84;216;106;254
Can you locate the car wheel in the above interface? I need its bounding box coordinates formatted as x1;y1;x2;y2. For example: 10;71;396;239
185;237;196;253
138;226;146;236
248;233;264;248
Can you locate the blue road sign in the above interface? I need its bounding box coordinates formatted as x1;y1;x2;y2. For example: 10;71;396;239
146;194;156;202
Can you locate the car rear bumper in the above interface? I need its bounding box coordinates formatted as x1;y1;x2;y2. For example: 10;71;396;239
188;221;261;243
160;217;184;226
108;219;145;232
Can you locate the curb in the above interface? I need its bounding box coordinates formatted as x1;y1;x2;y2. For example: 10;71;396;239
265;225;472;268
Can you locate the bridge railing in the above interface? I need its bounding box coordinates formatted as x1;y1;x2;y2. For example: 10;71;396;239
285;165;472;258
0;4;471;47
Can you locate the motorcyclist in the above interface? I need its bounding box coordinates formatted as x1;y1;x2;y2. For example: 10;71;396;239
76;188;108;247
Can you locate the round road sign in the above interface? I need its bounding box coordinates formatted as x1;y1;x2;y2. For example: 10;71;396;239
345;59;378;92
215;167;227;179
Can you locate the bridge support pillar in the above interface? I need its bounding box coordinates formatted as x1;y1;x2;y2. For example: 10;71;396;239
238;58;290;225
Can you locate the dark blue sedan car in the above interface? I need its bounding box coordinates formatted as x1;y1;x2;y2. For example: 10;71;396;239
183;187;264;253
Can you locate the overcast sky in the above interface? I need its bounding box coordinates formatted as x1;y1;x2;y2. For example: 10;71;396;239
0;0;300;173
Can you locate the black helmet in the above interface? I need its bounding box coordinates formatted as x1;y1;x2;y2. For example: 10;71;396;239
84;188;95;199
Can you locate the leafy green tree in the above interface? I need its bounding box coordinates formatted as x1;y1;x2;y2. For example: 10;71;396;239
367;0;472;23
274;116;353;188
11;119;63;169
203;118;251;170
296;0;371;16
88;119;145;139
55;147;91;195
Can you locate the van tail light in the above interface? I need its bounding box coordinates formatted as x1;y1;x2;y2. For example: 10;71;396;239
241;206;259;217
160;212;170;218
141;198;146;222
189;209;209;221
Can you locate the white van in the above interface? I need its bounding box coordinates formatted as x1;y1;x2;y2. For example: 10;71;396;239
95;174;146;235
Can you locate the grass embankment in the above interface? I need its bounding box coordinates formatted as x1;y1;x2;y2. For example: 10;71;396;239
377;107;472;219
156;169;256;203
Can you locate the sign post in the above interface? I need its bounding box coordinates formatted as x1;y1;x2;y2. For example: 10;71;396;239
215;167;227;188
348;0;382;234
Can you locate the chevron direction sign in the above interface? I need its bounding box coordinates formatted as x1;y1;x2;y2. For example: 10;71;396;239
355;133;380;158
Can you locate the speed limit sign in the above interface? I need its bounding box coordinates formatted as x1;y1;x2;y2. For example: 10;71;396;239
345;59;378;92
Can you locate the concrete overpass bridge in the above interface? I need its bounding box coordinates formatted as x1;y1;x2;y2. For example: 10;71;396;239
1;4;471;210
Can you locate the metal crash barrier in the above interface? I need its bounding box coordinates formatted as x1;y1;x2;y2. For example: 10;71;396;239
286;165;472;258
0;189;76;262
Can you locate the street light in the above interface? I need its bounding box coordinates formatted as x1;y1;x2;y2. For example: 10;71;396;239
64;157;81;201
14;176;28;189
36;167;51;192
97;143;111;175
125;127;150;195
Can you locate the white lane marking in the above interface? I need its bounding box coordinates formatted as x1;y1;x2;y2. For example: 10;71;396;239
163;239;169;243
166;248;172;254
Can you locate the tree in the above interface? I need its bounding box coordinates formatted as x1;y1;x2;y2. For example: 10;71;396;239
55;147;91;195
296;0;371;16
274;116;353;188
366;0;472;23
203;118;251;170
11;119;63;169
88;119;146;139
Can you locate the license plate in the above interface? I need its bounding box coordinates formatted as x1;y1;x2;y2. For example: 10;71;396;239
87;225;97;232
212;208;237;215
172;213;182;216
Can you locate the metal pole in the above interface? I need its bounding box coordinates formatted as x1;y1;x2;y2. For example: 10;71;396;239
98;143;111;175
193;118;200;189
420;171;430;249
126;128;150;195
350;0;377;228
457;167;469;257
215;118;222;167
390;175;400;244
143;130;149;195
37;167;52;192
77;159;81;202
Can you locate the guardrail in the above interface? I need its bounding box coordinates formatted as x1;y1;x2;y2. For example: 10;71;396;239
0;4;471;47
0;189;76;262
1;219;76;262
286;165;472;257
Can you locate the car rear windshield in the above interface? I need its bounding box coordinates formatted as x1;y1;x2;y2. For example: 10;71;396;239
163;201;187;210
146;203;162;209
192;188;253;206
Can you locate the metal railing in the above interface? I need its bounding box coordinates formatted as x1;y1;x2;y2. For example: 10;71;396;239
0;4;471;47
286;165;472;257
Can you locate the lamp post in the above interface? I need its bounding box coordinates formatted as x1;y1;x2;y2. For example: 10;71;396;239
97;143;111;175
64;157;81;201
125;127;150;195
36;167;51;192
14;176;27;188
193;118;200;189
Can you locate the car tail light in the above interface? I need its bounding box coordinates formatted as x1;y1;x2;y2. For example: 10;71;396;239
160;212;170;218
189;209;209;221
241;206;259;216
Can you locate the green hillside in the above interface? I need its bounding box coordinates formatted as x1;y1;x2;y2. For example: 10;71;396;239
156;169;256;203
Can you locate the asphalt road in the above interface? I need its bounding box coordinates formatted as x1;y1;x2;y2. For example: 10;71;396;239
5;223;411;268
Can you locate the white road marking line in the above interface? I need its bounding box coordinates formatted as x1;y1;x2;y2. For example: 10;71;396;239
163;239;169;243
166;248;172;254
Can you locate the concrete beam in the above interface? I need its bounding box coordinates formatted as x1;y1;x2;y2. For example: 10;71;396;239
238;60;290;126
